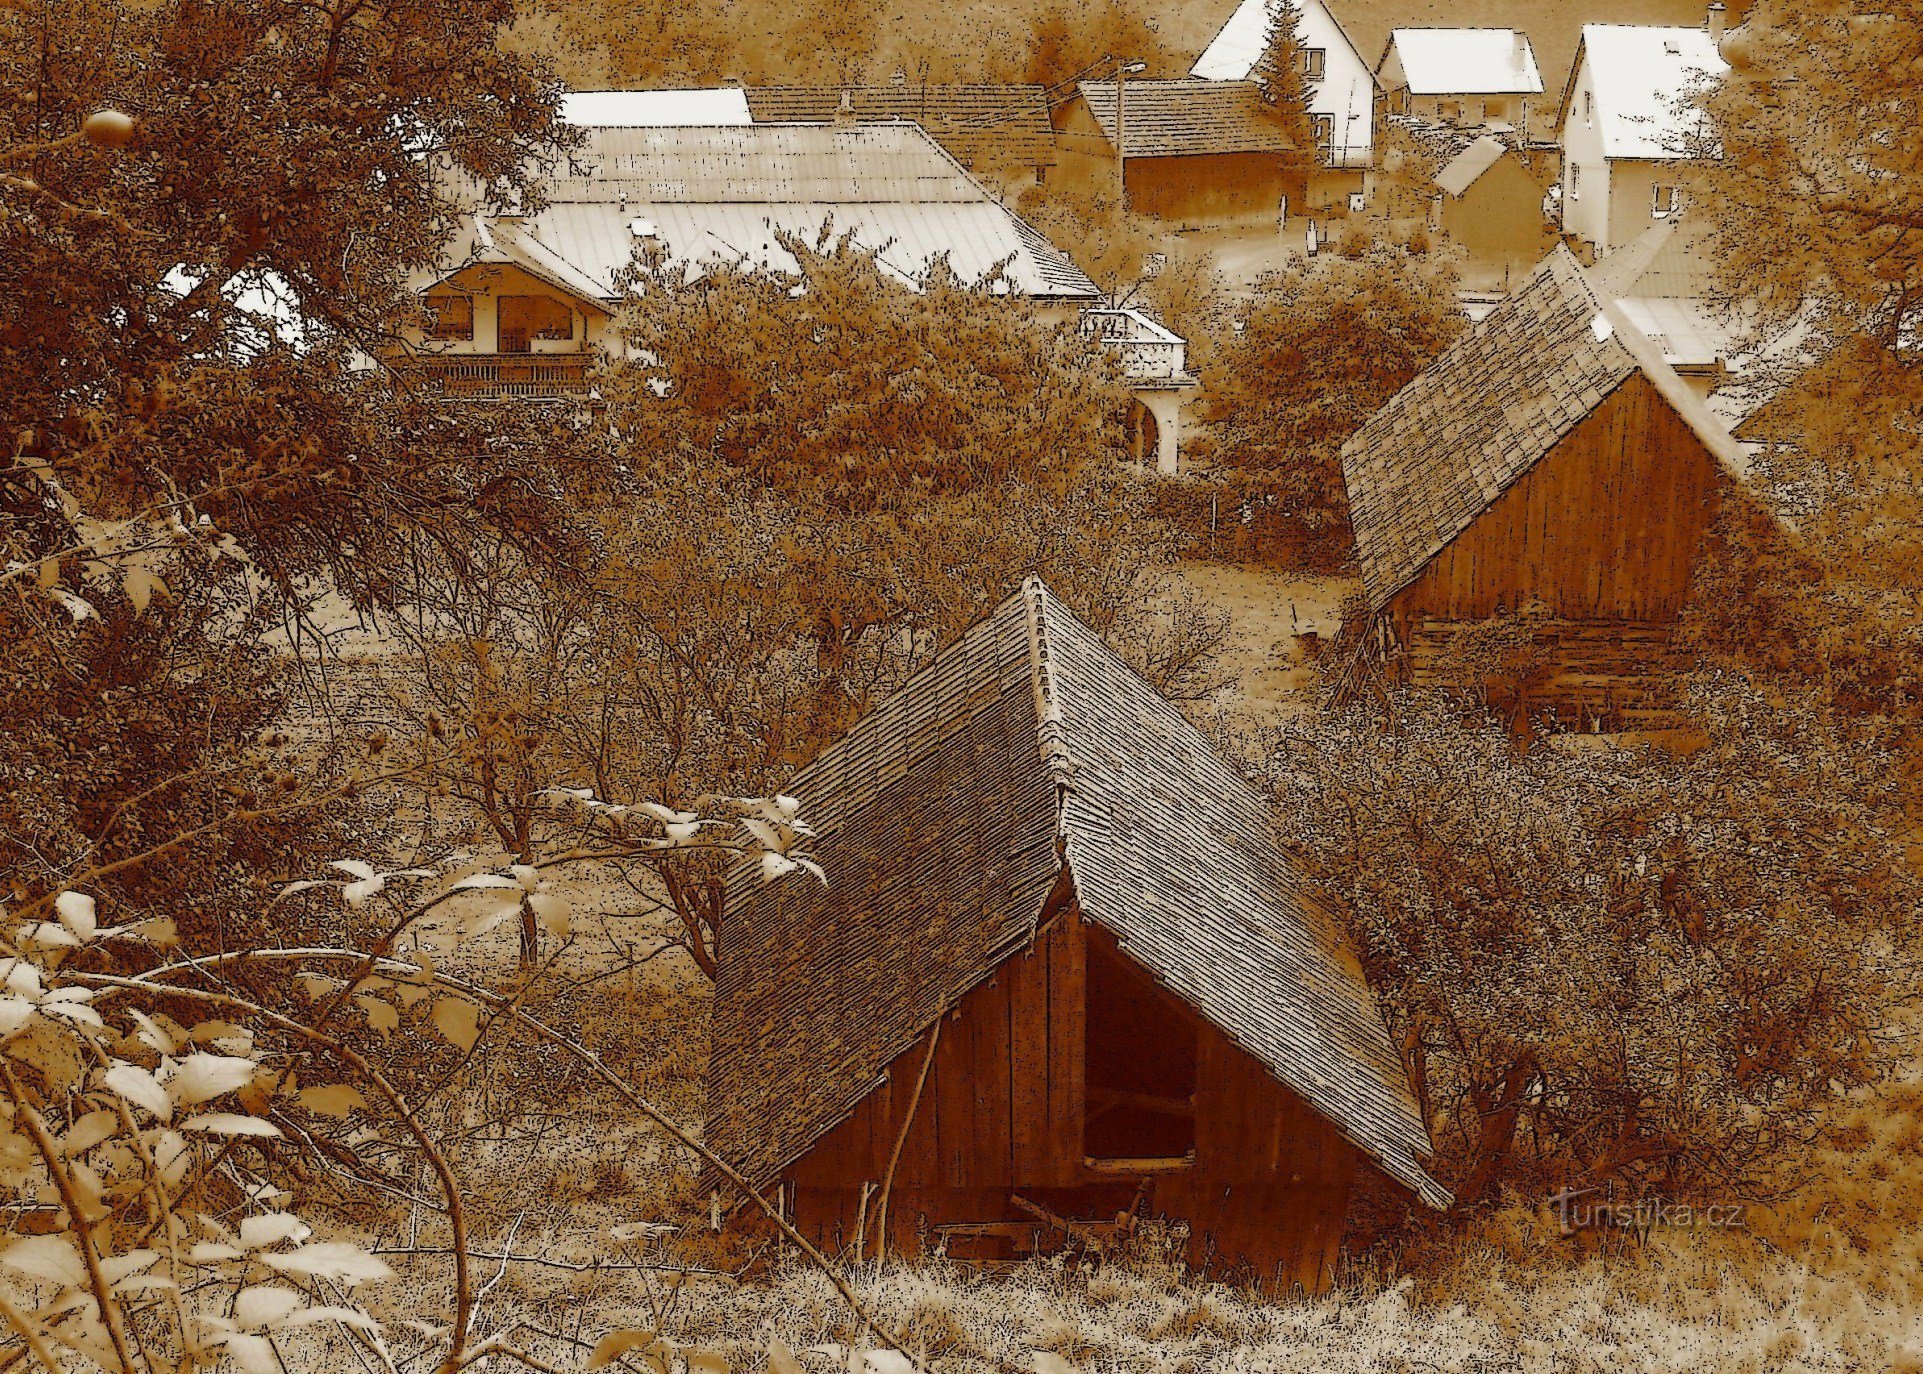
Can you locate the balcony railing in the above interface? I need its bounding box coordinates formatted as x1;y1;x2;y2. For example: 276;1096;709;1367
1081;307;1194;385
399;352;596;400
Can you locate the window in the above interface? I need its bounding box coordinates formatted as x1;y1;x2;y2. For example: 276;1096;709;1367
1569;162;1581;198
423;293;473;341
1085;936;1197;1164
1301;47;1326;79
1313;114;1334;146
496;295;574;353
1583;89;1594;125
1652;184;1683;218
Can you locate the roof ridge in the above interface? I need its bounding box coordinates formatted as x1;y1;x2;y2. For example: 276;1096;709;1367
1021;577;1077;793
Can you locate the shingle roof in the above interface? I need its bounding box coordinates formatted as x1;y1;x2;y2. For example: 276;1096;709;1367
1564;25;1727;160
743;85;1056;167
1340;245;1746;611
1433;135;1508;197
1072;80;1301;158
1384;29;1543;95
707;579;1449;1210
501;124;1097;300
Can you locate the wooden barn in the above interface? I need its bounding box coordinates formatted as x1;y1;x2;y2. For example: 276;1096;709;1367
1050;80;1308;227
1339;245;1747;727
706;580;1448;1291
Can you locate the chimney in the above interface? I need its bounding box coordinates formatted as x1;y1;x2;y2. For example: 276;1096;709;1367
834;89;856;127
1707;2;1727;42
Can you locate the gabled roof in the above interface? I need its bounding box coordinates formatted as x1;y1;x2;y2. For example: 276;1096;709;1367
707;580;1450;1209
1071;80;1300;158
1591;215;1714;298
1433;135;1509;197
560;88;752;127
743;85;1055;167
1382;29;1543;96
1560;25;1727;160
448;124;1098;302
1341;245;1746;610
1191;0;1373;88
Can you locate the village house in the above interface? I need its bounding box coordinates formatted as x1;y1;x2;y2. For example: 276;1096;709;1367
557;87;752;126
397;122;1101;399
1376;29;1544;138
743;83;1056;198
1049;80;1308;228
1340;245;1746;728
1592;215;1734;399
705;578;1448;1286
1556;11;1729;258
1190;0;1377;212
1427;135;1555;290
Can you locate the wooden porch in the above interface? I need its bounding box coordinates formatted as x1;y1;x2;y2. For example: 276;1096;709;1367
397;352;596;400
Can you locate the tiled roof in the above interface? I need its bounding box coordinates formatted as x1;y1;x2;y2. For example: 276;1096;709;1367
1072;80;1301;158
707;579;1449;1209
1566;25;1727;160
1433;135;1508;197
1340;245;1745;610
1384;28;1543;95
744;85;1056;167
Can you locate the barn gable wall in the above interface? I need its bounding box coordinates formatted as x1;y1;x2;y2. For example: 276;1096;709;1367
1389;370;1726;631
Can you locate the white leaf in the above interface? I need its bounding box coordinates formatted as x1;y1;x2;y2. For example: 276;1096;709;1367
328;860;378;881
61;1109;118;1156
126;1009;180;1053
234;1284;306;1331
466;902;522;937
168;1053;257;1105
239;1213;310;1250
510;864;541;892
430;999;481;1052
0;997;36;1039
100;1063;171;1121
54;892;97;941
259;1241;393;1284
340;877;383;907
636;802;697;826
50;587;96;621
181;1112;281;1137
216;1331;281;1374
41;999;104;1028
186;1241;245;1265
99;1250;158;1285
1;959;41;996
20;921;81;949
760;851;798;881
0;1234;87;1286
739;816;784;851
277;880;330;898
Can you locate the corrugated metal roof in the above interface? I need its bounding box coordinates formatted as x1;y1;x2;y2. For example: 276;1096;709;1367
560;88;753;127
1073;79;1300;158
1341;245;1746;610
1386;28;1543;95
707;579;1450;1210
1572;25;1726;160
1433;135;1509;197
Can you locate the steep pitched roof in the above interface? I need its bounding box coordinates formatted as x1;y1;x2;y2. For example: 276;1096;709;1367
1340;245;1745;610
1071;80;1301;158
1433;135;1509;197
743;85;1056;167
1383;29;1543;95
1561;24;1727;160
477;124;1097;301
707;580;1449;1210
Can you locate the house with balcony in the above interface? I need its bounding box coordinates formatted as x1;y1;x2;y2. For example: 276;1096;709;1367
1376;29;1544;139
1556;14;1729;259
396;121;1100;400
1081;307;1198;475
1190;0;1377;212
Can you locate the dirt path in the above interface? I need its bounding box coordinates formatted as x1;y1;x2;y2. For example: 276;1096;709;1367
1174;560;1357;726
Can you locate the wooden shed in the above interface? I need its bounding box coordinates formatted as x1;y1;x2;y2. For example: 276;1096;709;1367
1339;245;1748;725
1050;81;1308;227
1429;135;1553;290
706;580;1448;1292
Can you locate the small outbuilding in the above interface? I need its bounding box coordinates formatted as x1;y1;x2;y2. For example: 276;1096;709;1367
1377;28;1545;136
1050;80;1308;227
1340;245;1747;725
706;580;1448;1290
1429;135;1553;289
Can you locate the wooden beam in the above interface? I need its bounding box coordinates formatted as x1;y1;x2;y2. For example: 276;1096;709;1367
1083;1152;1196;1176
1086;1087;1196;1119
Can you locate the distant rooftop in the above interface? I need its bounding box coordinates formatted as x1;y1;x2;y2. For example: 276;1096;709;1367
1384;28;1543;96
1072;80;1300;158
743;85;1055;167
1569;24;1728;159
559;88;752;127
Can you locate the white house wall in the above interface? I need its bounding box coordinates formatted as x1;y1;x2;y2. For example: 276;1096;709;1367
1558;57;1611;254
1192;0;1375;172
